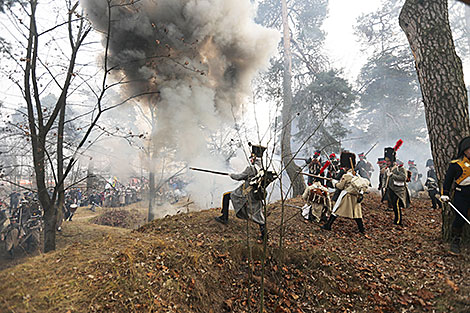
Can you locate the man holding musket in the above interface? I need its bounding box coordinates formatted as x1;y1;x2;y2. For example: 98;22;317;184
441;136;470;255
215;143;268;239
383;140;410;227
321;151;369;233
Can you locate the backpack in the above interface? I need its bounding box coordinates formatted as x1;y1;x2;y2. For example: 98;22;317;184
350;175;369;194
249;169;278;201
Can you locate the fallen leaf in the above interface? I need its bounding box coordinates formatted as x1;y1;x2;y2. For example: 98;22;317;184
445;278;459;292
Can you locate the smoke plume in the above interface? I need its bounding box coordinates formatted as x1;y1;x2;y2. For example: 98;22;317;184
83;0;279;207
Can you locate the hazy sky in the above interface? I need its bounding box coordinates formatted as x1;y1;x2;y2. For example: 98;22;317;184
323;0;381;80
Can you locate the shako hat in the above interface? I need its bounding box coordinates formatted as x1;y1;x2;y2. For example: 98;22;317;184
339;151;356;169
456;136;470;158
248;142;266;158
384;147;396;163
426;159;434;167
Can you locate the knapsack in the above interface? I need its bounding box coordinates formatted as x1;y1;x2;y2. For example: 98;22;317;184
249;169;278;201
350;175;369;194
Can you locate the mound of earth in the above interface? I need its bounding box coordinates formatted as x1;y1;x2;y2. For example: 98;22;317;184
90;208;146;229
0;193;468;312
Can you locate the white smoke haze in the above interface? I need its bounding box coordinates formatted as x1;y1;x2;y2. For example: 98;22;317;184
82;0;279;209
346;138;432;189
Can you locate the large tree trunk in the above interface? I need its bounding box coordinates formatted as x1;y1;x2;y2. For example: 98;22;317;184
280;0;306;197
56;104;66;234
34;139;56;252
399;0;470;243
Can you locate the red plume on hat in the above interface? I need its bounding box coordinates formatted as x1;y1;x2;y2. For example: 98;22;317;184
393;139;403;152
319;160;331;175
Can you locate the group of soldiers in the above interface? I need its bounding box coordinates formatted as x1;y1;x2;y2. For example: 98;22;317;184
0;193;42;255
213;138;469;255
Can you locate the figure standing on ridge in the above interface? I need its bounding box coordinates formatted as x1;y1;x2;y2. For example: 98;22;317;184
441;136;470;255
215;143;271;240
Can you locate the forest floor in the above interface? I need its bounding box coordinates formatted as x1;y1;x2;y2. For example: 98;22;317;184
0;192;468;312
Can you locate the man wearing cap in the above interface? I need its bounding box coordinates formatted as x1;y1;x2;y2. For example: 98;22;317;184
215;144;267;239
383;148;410;227
407;160;423;197
441;136;470;255
326;153;340;184
356;153;374;180
424;159;441;210
305;150;323;186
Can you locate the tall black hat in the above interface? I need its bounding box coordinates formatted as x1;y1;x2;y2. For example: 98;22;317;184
456;136;470;158
426;159;434;167
248;142;266;158
340;151;356;169
384;147;396;163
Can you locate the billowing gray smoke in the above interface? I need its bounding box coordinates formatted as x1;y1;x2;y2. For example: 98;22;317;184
83;0;279;207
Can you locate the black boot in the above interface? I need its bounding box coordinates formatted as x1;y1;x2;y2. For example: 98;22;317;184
450;237;461;255
450;228;462;255
215;215;228;225
259;224;268;241
320;215;337;231
355;218;365;233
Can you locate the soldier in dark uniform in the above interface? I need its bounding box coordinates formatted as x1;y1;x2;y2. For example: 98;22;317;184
383;147;410;227
326;153;340;183
407;160;424;197
9;192;19;214
356;153;374;180
441;136;470;255
424;159;441;210
377;158;386;191
305;150;323;185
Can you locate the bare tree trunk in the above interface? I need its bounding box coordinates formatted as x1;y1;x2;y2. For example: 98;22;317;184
399;0;470;242
148;171;155;221
56;103;66;234
280;0;305;197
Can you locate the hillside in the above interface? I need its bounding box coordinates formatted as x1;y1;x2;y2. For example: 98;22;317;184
0;193;468;312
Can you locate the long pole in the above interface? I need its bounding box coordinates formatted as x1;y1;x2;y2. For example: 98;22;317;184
364;141;379;157
298;172;332;181
189;167;229;176
446;200;470;226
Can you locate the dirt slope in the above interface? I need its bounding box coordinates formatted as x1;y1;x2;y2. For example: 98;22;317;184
0;193;468;312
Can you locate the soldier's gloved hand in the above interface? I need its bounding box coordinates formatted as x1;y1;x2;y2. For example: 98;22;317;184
440;195;450;202
386;169;393;177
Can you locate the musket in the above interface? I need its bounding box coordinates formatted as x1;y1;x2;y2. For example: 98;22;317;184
436;195;470;226
189;167;230;176
298;172;332;181
364;141;379;157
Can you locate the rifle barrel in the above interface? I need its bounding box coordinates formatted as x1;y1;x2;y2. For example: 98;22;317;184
364;141;379;157
298;172;332;181
189;167;229;176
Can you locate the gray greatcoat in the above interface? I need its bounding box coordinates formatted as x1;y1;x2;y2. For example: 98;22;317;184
230;161;265;225
386;165;411;208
